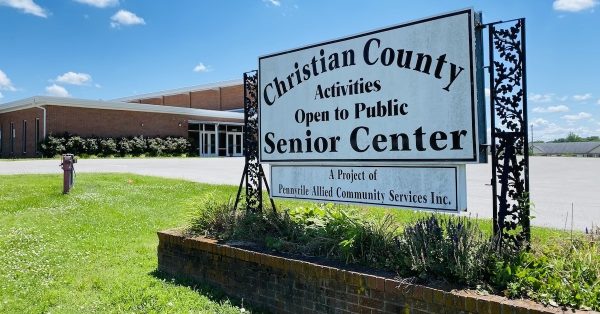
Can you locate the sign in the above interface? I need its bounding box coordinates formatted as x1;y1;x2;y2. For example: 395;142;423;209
271;165;467;212
259;9;481;163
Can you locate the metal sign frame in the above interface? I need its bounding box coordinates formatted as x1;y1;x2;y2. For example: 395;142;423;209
235;15;530;251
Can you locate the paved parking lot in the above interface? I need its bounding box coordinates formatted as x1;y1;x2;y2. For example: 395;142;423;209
1;156;598;231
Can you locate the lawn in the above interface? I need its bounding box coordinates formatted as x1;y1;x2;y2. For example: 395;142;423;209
0;173;590;312
0;173;246;313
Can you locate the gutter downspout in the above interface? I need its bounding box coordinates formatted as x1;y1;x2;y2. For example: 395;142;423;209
35;100;47;139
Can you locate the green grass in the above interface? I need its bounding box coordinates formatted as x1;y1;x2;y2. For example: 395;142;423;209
0;173;591;312
0;174;246;313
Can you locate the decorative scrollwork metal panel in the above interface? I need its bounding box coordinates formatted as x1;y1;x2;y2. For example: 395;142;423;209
488;19;530;251
243;70;263;213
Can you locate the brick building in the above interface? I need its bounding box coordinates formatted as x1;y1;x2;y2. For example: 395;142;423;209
0;80;245;158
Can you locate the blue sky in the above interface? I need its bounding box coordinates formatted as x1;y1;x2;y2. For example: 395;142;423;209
0;0;599;141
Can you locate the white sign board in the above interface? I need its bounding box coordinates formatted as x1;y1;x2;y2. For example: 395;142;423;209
271;165;467;212
259;9;480;163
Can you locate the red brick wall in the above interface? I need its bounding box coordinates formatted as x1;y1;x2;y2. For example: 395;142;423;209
191;90;220;110
220;85;243;110
129;84;243;111
139;97;163;105
0;108;44;158
163;94;190;108
46;105;240;139
158;230;569;314
46;106;188;138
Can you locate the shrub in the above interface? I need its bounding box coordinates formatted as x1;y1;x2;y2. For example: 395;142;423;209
129;136;147;156
65;136;86;155
98;138;118;156
493;239;600;310
85;138;99;156
37;134;189;158
188;203;492;285
396;215;493;285
40;135;66;157
187;201;600;311
117;138;133;156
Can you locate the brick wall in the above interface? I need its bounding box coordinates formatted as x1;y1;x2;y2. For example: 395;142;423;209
0;108;44;158
46;105;240;138
133;85;243;110
158;230;573;314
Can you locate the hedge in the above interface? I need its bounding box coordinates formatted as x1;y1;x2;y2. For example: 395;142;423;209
39;134;191;157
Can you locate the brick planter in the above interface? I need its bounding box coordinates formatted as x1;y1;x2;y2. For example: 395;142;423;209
157;229;590;314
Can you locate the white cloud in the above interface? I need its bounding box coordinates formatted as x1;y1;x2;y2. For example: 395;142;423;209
530;120;597;141
263;0;281;6
529;93;554;103
74;0;118;8
55;71;92;85
0;69;16;91
0;0;47;17
530;118;550;127
193;63;212;73
553;0;598;12
110;10;145;28
597;99;600;105
562;112;592;121
0;91;3;99
45;84;70;97
573;93;592;101
532;105;570;113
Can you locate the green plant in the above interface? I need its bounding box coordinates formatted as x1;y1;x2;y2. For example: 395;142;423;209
39;135;66;157
397;215;493;285
98;138;118;156
118;138;133;156
493;239;600;310
65;136;86;155
129;136;147;156
188;193;236;238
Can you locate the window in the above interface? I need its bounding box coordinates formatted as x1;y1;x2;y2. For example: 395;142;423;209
22;120;27;154
10;122;15;154
35;118;40;154
0;124;3;154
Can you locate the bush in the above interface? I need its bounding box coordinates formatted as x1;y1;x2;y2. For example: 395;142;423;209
38;134;190;158
117;138;133;156
98;138;118;156
146;138;165;156
85;138;99;156
188;202;492;285
188;201;600;311
65;136;86;155
40;135;66;157
397;216;493;285
493;239;600;310
129;136;147;156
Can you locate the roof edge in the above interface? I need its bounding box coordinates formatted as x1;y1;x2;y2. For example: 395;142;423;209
111;79;243;102
0;96;243;120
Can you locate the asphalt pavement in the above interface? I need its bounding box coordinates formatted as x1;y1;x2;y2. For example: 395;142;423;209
1;156;598;231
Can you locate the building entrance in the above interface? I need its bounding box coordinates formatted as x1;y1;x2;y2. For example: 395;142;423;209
189;122;243;157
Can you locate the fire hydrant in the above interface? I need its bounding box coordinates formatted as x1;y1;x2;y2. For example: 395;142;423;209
60;154;77;194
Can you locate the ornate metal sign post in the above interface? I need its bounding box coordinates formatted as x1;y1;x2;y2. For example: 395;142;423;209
485;19;530;250
234;70;275;213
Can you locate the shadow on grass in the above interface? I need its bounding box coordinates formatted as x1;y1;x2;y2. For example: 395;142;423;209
149;269;269;314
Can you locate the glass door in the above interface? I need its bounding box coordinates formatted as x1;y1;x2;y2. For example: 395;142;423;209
226;132;243;157
201;131;216;156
